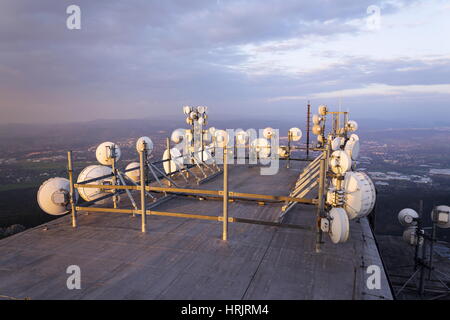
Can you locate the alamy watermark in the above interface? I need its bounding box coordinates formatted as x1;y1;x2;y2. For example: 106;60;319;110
66;265;81;290
66;5;81;30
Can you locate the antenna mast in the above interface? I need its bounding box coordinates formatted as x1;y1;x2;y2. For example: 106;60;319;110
306;101;311;159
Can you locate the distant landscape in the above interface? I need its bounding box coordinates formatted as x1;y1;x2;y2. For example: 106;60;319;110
0;116;450;242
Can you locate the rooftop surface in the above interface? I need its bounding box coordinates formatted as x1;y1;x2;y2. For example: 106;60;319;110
0;161;393;300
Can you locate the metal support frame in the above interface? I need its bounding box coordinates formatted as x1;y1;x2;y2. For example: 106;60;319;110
395;201;450;299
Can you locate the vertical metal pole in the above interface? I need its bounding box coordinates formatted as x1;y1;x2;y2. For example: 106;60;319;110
139;147;147;233
287;131;291;169
315;151;326;252
111;146;117;209
306;101;311;159
67;151;77;228
166;137;172;186
428;214;436;280
419;236;426;296
414;201;423;271
222;146;228;241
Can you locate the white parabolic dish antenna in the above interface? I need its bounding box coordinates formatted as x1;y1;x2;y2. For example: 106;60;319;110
77;165;113;202
163;148;185;174
171;129;185;144
398;208;419;226
235;129;248;145
344;135;360;160
251;138;270;158
432;205;450;229
215;130;229;148
289;127;302;141
329;207;349;244
96;142;121;166
331;137;343;151
312;115;321;125
136;136;153;154
347;120;358;132
263;127;275;139
125;162;140;183
37;177;77;215
329;150;352;175
342;171;376;220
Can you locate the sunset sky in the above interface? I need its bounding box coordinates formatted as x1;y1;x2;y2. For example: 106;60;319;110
1;0;449;124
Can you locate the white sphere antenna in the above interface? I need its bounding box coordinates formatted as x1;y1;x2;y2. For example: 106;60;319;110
215;130;229;148
125;162;141;183
96;142;121;166
331;137;343;151
263;127;275;139
250;138;270;158
342;172;376;219
197;106;207;114
183;106;192;115
329;150;352;175
235;129;248;145
312;114;322;125
77;165;113;202
289;127;302;141
432;205;450;229
318;105;328;116
37;177;77;215
329;208;350;244
136;136;153;155
278;146;289;158
398;208;419;226
312;124;322;136
347;120;359;132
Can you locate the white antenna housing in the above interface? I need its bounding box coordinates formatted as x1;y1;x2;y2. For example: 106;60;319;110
215;130;229;148
318;105;328;116
329;207;349;244
398;208;419;226
171;129;185;144
96;142;121;166
77;165;113;202
250;138;270;158
432;205;450;229
263;127;275;139
136;136;153;154
312;124;322;136
347;120;359;132
329;150;352;175
342;172;376;219
289;127;302;141
235;129;248;145
344;135;360;160
37;177;77;215
163;148;185;174
183;106;192;115
403;226;419;246
331;137;343;151
312;114;322;125
125;162;141;183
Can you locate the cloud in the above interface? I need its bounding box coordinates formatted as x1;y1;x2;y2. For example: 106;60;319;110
0;0;448;124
